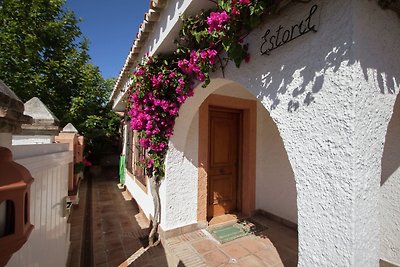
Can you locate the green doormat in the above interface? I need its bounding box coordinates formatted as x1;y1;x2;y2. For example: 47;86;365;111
207;218;267;244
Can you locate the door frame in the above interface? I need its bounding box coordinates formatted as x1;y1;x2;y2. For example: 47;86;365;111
198;94;257;223
208;106;242;218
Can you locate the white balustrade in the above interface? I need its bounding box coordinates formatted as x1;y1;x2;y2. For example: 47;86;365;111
6;143;73;267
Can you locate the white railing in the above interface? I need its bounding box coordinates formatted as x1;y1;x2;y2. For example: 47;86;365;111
7;143;73;267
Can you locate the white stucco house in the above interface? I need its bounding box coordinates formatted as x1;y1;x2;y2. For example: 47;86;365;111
110;0;400;266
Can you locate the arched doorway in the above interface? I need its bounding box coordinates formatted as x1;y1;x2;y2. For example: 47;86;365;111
164;78;298;265
193;81;297;226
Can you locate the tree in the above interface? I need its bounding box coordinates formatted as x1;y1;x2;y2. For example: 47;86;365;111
68;75;121;163
0;0;88;122
0;0;121;157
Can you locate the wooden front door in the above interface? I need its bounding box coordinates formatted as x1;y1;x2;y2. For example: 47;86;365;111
208;107;241;218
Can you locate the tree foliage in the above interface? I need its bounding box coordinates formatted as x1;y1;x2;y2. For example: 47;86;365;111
0;0;120;157
0;0;86;119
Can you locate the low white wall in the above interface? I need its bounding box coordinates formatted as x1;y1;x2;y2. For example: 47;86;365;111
12;135;55;145
12;143;69;158
7;144;72;267
380;95;400;265
124;172;154;218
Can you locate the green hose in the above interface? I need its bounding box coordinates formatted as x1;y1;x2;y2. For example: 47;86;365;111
119;155;126;185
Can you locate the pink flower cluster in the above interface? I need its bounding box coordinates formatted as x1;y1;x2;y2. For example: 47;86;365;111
207;11;230;33
239;0;251;5
83;158;92;167
128;90;177;152
178;49;217;81
129;49;218;159
128;64;198;156
229;0;252;16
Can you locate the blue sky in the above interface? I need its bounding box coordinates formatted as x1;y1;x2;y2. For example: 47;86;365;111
66;0;150;79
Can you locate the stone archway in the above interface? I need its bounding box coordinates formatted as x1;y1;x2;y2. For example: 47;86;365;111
163;78;298;232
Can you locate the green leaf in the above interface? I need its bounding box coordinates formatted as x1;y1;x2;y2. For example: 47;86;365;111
193;31;202;44
222;40;231;53
228;43;245;68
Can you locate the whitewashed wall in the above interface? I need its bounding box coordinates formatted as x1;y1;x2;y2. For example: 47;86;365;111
7;144;72;267
115;0;400;265
381;95;400;265
256;104;297;223
166;0;400;265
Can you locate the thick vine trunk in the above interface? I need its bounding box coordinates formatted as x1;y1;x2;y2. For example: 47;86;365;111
148;175;161;246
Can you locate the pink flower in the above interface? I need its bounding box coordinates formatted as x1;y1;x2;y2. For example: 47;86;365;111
177;95;187;103
169;71;176;78
231;7;240;15
190;50;199;62
135;68;144;76
197;72;205;82
207;49;217;58
139;138;150;148
187;89;194;97
147;159;154;168
175;86;183;94
239;0;250;5
207;11;230;33
199;51;208;59
231;0;240;15
169;106;179;116
83;159;92;167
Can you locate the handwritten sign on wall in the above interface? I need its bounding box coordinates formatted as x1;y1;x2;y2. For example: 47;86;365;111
260;5;320;56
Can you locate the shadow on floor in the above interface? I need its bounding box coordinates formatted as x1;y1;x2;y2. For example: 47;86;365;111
69;165;175;267
250;213;298;266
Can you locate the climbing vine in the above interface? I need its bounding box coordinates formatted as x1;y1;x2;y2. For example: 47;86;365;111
127;0;275;180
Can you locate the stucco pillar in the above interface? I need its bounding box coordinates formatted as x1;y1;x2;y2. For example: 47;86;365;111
286;63;397;267
55;123;79;192
0;80;32;145
12;97;60;145
292;4;400;264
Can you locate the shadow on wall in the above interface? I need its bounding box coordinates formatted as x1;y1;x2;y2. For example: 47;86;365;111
381;94;400;185
238;0;400;113
149;0;184;52
380;90;400;266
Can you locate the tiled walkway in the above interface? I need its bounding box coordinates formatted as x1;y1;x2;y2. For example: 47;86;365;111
164;215;298;267
92;170;174;267
68;167;298;266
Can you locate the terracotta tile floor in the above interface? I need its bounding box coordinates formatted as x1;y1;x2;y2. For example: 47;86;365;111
68;167;299;266
165;216;298;267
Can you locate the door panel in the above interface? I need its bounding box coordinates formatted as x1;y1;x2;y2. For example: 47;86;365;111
208;108;241;218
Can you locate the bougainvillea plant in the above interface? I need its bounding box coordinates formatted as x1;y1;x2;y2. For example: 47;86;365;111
126;0;275;245
127;0;273;178
127;48;218;178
